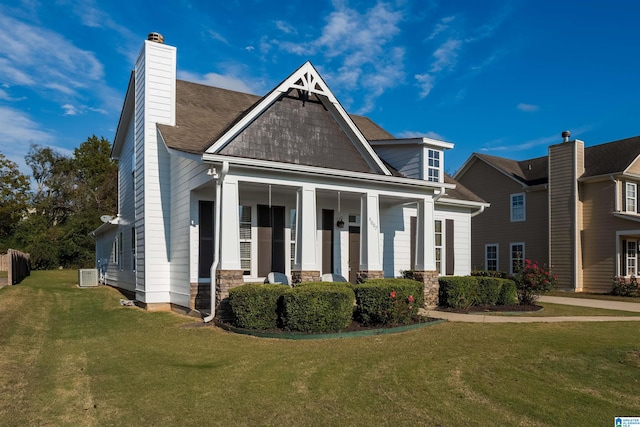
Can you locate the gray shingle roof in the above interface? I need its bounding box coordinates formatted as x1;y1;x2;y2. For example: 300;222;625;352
473;135;640;185
158;79;394;154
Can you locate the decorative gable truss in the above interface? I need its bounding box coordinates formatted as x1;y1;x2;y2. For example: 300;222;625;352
204;61;392;176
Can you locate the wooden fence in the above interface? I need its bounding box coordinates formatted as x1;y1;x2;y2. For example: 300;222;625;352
0;249;31;285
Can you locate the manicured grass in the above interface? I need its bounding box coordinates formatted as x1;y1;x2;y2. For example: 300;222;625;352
487;302;640;317
547;291;640;303
1;271;639;426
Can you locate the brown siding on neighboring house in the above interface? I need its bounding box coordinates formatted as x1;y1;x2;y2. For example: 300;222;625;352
581;179;640;292
625;156;640;175
456;159;547;273
548;140;584;290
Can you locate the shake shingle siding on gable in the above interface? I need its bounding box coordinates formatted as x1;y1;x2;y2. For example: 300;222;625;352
219;92;375;173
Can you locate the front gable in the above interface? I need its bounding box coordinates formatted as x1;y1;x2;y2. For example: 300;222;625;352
206;62;391;175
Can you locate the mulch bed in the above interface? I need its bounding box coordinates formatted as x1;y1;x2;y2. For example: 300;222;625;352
438;304;543;314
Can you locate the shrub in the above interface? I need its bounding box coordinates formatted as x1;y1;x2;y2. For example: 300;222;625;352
438;276;478;309
475;277;502;305
514;259;557;305
496;279;518;305
471;270;510;279
280;284;355;333
228;283;287;330
354;279;423;326
612;276;640;297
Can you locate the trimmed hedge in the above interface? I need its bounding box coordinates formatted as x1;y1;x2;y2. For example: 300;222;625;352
354;278;423;325
438;276;517;308
497;279;518;305
280;283;355;333
228;283;287;330
438;277;477;309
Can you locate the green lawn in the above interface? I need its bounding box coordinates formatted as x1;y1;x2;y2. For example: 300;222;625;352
547;290;640;303
1;271;639;426
485;302;640;317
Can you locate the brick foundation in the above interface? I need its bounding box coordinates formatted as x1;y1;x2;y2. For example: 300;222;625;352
356;270;385;283
190;282;211;311
412;270;440;307
291;270;320;284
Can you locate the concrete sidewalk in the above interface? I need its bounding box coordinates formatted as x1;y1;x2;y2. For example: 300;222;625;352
427;295;640;323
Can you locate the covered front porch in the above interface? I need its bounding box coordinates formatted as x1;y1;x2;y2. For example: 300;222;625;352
190;164;446;310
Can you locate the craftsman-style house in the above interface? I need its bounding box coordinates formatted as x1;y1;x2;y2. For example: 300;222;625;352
93;33;487;314
455;132;640;293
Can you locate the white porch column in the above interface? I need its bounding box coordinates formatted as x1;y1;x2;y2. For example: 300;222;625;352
360;192;382;272
415;197;436;271
294;185;318;272
219;177;241;270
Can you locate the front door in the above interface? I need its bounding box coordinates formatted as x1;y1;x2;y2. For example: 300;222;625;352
257;205;285;276
322;209;334;274
348;226;360;283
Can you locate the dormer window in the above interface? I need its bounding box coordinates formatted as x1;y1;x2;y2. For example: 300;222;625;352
625;182;637;213
427;149;441;182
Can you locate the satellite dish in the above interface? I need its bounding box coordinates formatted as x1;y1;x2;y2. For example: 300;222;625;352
100;215;114;223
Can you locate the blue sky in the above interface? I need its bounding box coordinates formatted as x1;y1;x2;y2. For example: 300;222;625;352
1;0;639;176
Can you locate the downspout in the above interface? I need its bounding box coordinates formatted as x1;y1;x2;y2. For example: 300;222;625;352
203;161;229;323
470;205;485;217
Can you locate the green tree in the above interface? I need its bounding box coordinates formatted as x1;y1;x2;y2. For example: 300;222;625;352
0;152;30;246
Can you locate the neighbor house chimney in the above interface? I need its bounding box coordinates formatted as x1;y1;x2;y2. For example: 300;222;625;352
562;130;571;142
147;32;164;44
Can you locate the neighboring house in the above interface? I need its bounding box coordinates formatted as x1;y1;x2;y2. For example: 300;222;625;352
93;33;487;314
455;131;640;293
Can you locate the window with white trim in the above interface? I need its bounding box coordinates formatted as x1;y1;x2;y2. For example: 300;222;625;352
118;231;124;271
290;208;296;271
510;193;525;222
626;182;637;213
427;149;441;182
510;242;525;275
627;240;637;276
112;236;118;264
434;220;442;274
239;205;252;276
131;227;136;272
485;244;498;271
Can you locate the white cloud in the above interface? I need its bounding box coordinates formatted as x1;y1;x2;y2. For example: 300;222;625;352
430;39;462;73
245;46;255;52
275;20;297;35
427;15;456;40
0;106;55;173
206;29;229;45
178;70;261;94
397;130;445;140
415;73;434;98
0;13;104;98
277;1;405;114
517;103;539;112
62;104;79;116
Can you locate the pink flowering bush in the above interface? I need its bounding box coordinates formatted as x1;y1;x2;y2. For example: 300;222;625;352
353;279;423;326
514;259;557;305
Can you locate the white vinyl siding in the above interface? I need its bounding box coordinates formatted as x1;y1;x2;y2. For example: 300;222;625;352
510;193;525;222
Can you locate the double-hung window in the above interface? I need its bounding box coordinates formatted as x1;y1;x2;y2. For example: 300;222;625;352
626;240;638;276
510;242;525;275
239;205;252;276
485;244;498;271
510;193;525;222
626;182;637;213
434;220;442;274
427;149;441;182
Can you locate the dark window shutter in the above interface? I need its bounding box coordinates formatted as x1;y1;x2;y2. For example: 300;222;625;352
446;219;455;275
